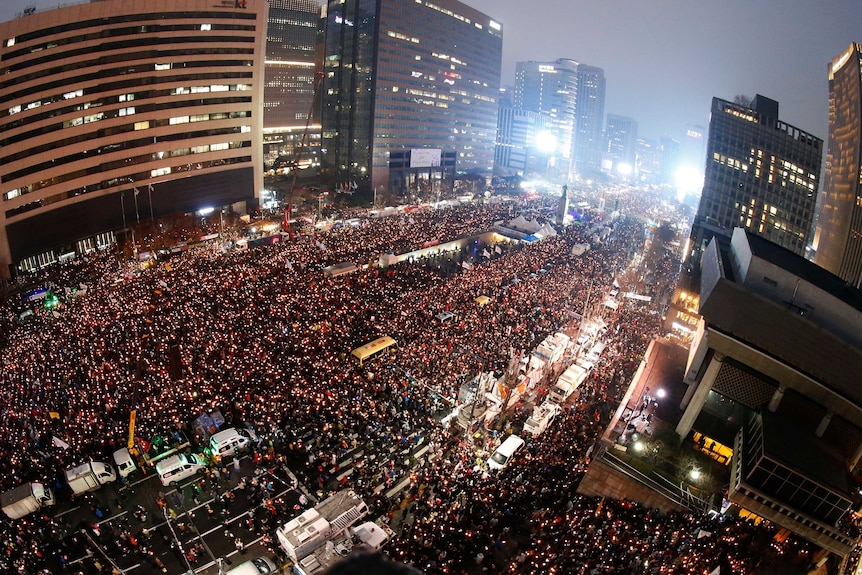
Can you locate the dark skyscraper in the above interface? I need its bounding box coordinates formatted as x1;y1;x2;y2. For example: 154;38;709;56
659;136;680;185
320;0;502;191
573;64;605;174
815;43;862;288
604;114;638;175
494;107;552;177
688;95;822;265
263;0;320;166
513;59;578;179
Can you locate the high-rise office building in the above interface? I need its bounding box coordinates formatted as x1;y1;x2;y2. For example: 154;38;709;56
634;138;661;184
494;107;553;177
659;136;680;186
688;95;822;266
513;59;578;180
573;64;605;174
320;0;502;192
604;114;638;175
815;43;862;288
263;0;320;167
0;0;267;277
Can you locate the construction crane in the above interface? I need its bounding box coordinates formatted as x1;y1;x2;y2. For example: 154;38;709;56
283;70;325;240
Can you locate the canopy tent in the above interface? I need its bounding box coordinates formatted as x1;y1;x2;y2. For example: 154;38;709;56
534;223;558;238
475;295;491;306
507;215;541;233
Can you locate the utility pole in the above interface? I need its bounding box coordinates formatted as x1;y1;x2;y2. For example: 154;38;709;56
163;505;195;575
80;529;123;574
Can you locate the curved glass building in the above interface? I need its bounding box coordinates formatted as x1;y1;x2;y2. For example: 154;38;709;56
0;0;267;276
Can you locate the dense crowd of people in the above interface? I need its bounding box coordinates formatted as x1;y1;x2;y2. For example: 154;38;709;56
0;195;826;574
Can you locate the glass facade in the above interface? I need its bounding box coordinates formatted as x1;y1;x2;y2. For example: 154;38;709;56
513;59;578;177
0;0;267;275
815;43;862;288
741;414;851;527
264;0;318;129
263;0;319;168
574;64;606;174
690;96;822;263
321;0;502;190
605;114;638;172
495;108;551;176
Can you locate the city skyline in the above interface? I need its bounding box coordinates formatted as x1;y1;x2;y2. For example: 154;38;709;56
3;0;862;161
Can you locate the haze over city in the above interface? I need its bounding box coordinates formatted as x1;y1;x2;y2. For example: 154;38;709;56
3;0;862;143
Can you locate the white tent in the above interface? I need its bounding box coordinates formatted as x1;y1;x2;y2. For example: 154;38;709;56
535;223;558;238
507;215;542;233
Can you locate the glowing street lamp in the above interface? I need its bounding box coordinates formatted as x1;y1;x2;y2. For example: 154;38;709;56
534;130;557;154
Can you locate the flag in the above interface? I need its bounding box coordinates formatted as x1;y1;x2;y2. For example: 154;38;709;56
134;187;140;196
285;258;293;271
315;240;327;252
52;436;70;449
136;437;151;453
350;181;357;190
482;248;490;258
494;245;502;254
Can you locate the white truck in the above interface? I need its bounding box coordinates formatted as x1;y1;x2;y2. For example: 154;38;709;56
523;400;561;436
65;462;117;495
277;490;370;563
532;332;570;366
294;521;392;575
548;364;588;404
1;482;56;519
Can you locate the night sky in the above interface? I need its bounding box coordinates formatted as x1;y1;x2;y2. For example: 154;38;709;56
3;0;862;146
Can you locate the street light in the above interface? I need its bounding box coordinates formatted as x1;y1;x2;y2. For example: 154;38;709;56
163;505;196;575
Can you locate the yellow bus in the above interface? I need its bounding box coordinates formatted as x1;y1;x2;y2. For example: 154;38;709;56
351;336;397;365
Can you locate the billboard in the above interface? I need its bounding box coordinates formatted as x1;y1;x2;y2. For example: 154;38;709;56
411;148;442;168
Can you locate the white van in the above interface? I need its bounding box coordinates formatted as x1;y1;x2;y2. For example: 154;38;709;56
487;434;525;471
113;447;137;479
587;341;606;363
225;557;277;575
155;453;207;487
523;401;561;436
209;427;259;459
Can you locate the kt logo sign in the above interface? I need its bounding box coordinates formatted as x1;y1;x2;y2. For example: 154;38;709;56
235;0;247;7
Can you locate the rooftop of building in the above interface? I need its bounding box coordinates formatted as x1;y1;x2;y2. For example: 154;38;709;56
712;95;822;146
745;232;862;313
699;231;862;408
756;410;851;496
